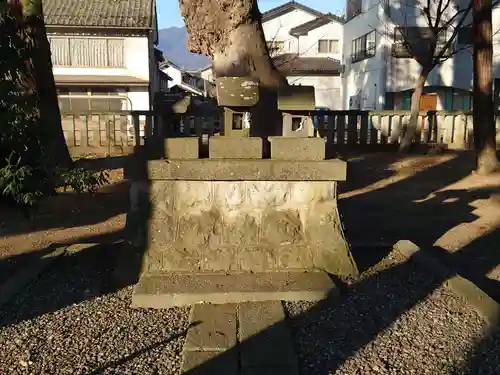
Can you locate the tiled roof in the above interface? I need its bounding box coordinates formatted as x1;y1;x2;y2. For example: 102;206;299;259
261;1;324;23
42;0;154;28
272;54;342;75
289;14;345;36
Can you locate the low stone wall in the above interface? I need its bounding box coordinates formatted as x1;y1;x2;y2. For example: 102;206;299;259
129;159;357;277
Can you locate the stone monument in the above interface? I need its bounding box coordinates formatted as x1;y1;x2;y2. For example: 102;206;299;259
129;77;357;309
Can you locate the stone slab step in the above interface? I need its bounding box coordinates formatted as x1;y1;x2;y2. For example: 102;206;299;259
180;301;298;375
131;271;337;309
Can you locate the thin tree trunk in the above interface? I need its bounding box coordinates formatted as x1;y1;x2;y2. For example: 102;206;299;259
473;0;499;174
400;68;429;151
179;0;288;136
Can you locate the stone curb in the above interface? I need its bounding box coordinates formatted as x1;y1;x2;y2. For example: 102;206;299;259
394;240;500;327
0;244;69;309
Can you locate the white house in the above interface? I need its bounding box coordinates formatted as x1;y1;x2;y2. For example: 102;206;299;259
160;61;210;97
43;0;168;113
342;0;500;111
261;1;345;109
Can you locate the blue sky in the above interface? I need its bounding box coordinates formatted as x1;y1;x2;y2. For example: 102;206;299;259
157;0;345;29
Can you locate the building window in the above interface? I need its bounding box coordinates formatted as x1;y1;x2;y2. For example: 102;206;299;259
57;87;128;112
318;39;340;54
49;37;125;67
392;27;450;58
351;30;376;63
347;0;362;19
267;40;285;55
458;27;473;45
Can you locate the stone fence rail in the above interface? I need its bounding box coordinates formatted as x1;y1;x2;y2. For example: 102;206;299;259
61;109;500;157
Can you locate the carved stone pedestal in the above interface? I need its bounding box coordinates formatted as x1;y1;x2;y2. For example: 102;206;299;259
129;159;357;308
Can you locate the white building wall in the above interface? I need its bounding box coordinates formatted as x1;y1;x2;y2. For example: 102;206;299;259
262;10;317;54
297;21;343;62
344;0;500;110
50;34;152;110
52;36;151;81
262;10;344;109
288;76;343;109
343;1;389;109
127;88;150;110
162;65;183;88
200;67;215;83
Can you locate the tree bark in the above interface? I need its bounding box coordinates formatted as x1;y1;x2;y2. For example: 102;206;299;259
30;1;72;167
400;68;430;152
2;0;71;169
179;0;288;136
473;0;499;174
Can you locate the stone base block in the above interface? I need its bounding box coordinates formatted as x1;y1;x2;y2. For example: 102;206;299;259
209;137;263;159
140;179;356;276
131;271;337;309
164;137;199;159
269;137;326;160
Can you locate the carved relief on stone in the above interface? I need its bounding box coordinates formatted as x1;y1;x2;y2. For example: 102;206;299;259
239;245;279;272
224;213;259;246
202;246;238;272
247;182;291;210
150;181;176;217
177;209;223;249
214;182;246;213
261;209;304;246
175;181;213;215
290;182;314;206
290;181;337;207
161;246;202;272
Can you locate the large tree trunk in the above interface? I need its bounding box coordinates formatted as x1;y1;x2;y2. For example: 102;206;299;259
473;0;499;174
31;1;72;167
179;0;288;136
3;0;71;168
400;67;430;152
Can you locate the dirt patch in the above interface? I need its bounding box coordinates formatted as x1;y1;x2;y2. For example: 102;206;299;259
0;167;129;283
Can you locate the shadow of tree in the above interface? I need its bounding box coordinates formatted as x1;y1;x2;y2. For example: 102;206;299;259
0;148;499;374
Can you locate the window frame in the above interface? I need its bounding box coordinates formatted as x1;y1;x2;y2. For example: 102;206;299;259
392;26;452;58
318;39;340;54
57;87;129;112
350;30;376;64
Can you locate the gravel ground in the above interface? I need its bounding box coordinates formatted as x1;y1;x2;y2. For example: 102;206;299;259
0;245;190;375
284;250;498;375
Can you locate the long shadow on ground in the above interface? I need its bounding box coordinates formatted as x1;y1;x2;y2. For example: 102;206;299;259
0;150;499;374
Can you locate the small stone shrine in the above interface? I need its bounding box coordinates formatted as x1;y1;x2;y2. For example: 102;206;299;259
129;77;357;309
